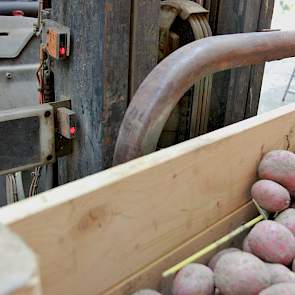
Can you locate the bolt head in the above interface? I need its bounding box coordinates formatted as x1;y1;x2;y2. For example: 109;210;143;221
6;73;12;79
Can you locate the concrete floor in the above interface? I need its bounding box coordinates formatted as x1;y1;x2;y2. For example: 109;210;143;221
258;0;295;113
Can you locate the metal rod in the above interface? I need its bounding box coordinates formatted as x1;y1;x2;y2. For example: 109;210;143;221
113;31;295;165
162;214;264;278
162;199;268;277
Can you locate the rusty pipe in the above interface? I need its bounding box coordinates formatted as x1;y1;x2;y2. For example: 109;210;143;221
113;31;295;165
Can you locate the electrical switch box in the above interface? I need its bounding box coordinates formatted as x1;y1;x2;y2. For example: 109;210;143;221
45;21;70;60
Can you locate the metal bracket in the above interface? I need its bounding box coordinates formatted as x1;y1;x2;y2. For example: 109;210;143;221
161;0;208;21
43;20;70;60
159;0;209;60
49;99;76;157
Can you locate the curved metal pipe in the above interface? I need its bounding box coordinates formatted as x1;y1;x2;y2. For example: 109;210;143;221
113;31;295;165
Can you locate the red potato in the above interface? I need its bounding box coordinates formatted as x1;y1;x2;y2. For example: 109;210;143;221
208;248;240;270
275;208;295;236
258;150;295;196
265;263;295;284
132;290;162;295
251;180;290;213
214;252;271;295
172;264;214;295
247;220;295;265
243;236;252;253
259;283;295;295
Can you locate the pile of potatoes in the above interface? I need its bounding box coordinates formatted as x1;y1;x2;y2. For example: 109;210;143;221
132;150;295;295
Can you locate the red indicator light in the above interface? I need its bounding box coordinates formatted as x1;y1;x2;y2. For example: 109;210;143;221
59;47;66;57
12;10;24;16
70;126;76;136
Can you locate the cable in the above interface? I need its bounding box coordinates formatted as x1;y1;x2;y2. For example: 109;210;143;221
29;167;42;197
6;174;17;204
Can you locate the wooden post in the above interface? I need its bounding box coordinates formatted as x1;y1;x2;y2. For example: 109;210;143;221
0;224;42;295
52;0;132;183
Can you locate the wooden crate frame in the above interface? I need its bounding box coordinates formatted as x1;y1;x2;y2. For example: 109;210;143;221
1;104;295;295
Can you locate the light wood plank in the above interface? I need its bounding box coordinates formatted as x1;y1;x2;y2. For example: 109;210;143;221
104;202;257;295
0;104;295;295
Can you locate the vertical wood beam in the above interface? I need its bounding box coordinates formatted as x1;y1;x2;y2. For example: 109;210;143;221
129;0;160;97
207;0;274;131
245;0;275;118
52;0;131;183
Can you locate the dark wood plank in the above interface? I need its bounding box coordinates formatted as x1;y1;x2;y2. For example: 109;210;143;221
206;0;220;34
221;1;261;126
52;0;131;183
207;0;274;130
129;0;160;97
245;0;275;118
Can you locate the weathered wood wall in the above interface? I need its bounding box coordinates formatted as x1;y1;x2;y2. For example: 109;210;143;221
52;0;159;183
52;0;130;183
52;0;273;184
129;0;160;97
205;0;274;131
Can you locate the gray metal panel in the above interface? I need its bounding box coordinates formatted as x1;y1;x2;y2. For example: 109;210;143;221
0;104;55;175
0;16;40;204
0;16;39;111
0;16;36;58
0;116;40;171
0;64;39;110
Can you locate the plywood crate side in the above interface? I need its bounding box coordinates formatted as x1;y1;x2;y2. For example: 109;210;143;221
0;104;294;295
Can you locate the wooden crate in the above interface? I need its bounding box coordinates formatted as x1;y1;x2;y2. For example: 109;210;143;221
1;104;295;295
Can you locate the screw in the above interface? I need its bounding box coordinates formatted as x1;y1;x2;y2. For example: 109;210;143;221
44;111;51;118
6;72;12;79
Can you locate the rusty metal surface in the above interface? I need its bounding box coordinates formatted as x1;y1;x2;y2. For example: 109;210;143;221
113;31;295;165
